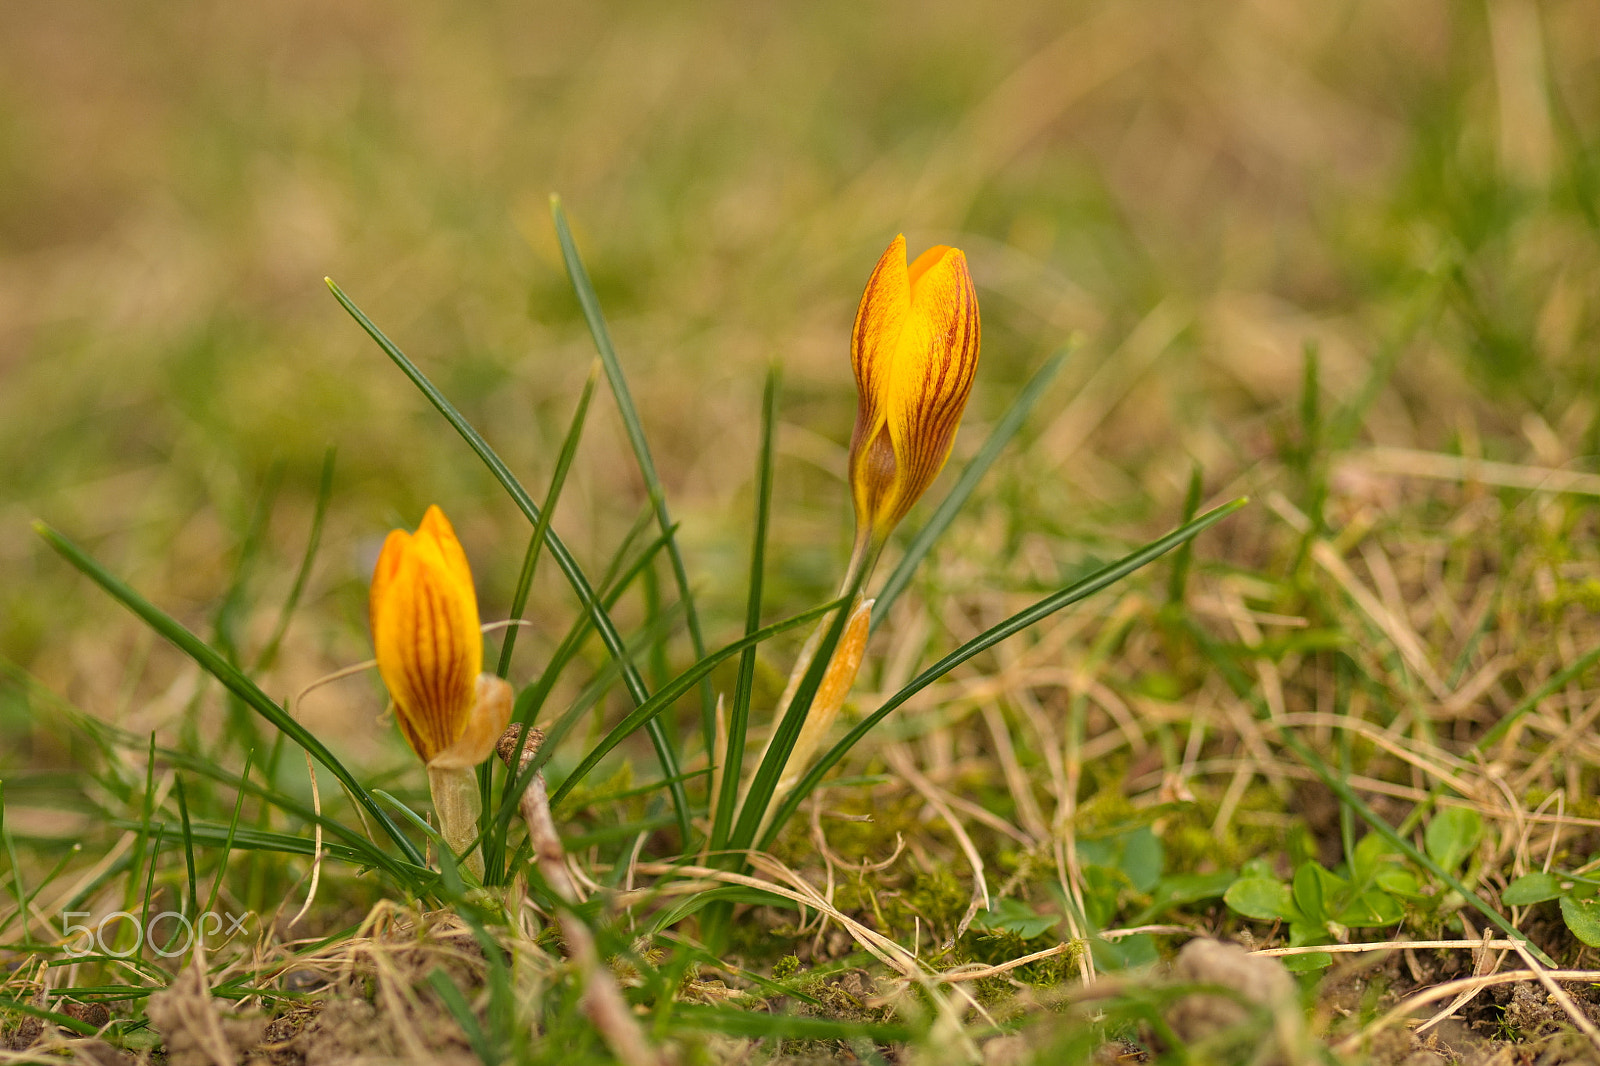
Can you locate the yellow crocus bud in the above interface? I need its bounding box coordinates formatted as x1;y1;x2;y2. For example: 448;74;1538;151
370;504;511;876
848;235;980;558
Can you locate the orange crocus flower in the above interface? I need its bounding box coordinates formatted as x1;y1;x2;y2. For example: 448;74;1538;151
848;235;980;557
370;505;509;770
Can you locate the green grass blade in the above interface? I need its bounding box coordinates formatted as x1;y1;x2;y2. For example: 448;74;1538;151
429;967;500;1064
210;468;280;754
203;748;253;922
710;366;779;855
549;596;845;808
494;523;673;821
127;733;157;916
0;782;30;944
35;523;425;868
174;776;199;919
728;565;869;857
872;346;1070;631
512;520;675;729
551;197;716;758
253;448;335;673
498;364;598;678
0;999;100;1037
1165;465;1204;606
324;278;692;842
138;821;165;962
761;498;1248;846
213;464;281;670
487;604;681;861
153;747;425;883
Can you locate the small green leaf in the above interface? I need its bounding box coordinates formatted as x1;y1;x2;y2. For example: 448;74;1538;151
1225;878;1300;922
1283;951;1333;972
1503;872;1565;907
1079;865;1126;930
1292;863;1326;921
1133;871;1236;924
977;898;1059;940
1374;869;1425;898
1092;933;1158;971
1338;889;1403;927
1351;832;1402;878
1561;895;1600;947
1424;808;1482;872
1292;862;1345;923
1120;827;1164;893
1288;919;1329;947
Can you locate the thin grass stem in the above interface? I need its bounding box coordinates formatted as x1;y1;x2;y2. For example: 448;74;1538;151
711;367;778;855
551;197;717;764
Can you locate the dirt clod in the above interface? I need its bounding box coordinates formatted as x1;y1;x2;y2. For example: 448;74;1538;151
1166;937;1296;1044
146;954;266;1066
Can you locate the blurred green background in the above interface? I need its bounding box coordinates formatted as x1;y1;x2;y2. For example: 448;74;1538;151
2;0;1597;766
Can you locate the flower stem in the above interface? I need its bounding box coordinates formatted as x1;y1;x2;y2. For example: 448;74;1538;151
427;763;484;879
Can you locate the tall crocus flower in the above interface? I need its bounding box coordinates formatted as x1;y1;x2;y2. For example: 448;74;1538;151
848;234;980;572
370;505;511;877
758;239;979;818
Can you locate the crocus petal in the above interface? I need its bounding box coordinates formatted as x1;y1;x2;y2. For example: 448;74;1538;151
429;674;514;770
883;246;978;523
849;235;911;443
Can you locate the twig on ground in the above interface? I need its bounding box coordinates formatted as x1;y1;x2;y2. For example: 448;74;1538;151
497;726;667;1066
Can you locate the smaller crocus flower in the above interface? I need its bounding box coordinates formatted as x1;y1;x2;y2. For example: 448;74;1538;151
370;505;511;876
848;235;980;566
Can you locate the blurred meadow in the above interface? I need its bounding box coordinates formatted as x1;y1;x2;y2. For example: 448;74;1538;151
4;0;1600;1061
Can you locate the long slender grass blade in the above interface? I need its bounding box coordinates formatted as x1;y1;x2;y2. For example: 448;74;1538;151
324;278;691;841
729;564;869;855
711;367;779;854
0;782;29;944
203;749;253;921
1165;465;1204;606
254;448;335;672
430;968;500;1065
138;822;165;961
155;747;425;884
762;498;1247;845
174;777;199;919
498;365;598;677
35;523;425;866
551;197;716;759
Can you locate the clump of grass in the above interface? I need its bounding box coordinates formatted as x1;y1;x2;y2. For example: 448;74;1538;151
5;200;1238;1064
6;2;1600;1061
